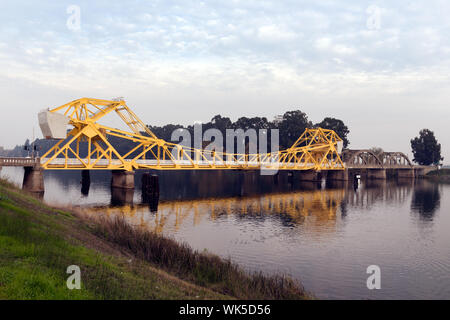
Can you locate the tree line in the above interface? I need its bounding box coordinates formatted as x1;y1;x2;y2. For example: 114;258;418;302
148;111;350;151
0;109;443;166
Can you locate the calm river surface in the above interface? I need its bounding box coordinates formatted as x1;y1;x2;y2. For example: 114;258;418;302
1;166;449;299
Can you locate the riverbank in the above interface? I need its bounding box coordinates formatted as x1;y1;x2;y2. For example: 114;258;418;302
0;178;308;300
425;169;450;182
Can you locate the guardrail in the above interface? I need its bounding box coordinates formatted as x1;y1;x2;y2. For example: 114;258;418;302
0;157;40;167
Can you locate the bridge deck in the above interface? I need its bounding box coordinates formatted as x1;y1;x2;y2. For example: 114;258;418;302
0;157;422;170
39;158;341;170
0;157;39;167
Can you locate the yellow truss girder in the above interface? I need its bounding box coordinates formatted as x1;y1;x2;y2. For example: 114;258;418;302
40;98;345;171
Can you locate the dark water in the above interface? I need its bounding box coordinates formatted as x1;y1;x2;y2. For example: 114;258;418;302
1;166;449;299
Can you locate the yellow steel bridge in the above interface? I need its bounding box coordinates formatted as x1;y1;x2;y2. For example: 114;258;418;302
39;98;345;172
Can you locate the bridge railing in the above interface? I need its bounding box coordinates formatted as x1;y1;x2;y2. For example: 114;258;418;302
0;157;40;167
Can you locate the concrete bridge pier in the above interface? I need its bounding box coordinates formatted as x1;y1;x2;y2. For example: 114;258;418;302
235;170;260;196
326;169;350;189
397;168;415;179
326;169;349;181
111;170;135;189
242;170;258;185
22;166;44;193
367;168;386;180
111;187;134;206
298;170;322;182
273;172;279;185
414;166;436;178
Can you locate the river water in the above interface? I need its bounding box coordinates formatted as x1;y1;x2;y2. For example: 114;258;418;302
1;166;449;299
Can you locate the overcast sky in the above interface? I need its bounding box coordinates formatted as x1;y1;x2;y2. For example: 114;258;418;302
0;0;449;163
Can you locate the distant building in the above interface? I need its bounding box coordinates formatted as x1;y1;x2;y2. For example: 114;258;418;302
0;146;4;155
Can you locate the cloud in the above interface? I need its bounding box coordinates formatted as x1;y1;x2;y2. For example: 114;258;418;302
257;25;297;43
0;0;450;162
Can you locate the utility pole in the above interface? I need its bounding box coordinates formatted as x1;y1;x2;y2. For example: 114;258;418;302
32;127;35;158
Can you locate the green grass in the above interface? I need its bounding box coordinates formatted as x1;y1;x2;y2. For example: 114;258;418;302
0;179;228;300
0;178;308;300
91;216;308;299
0;199;92;299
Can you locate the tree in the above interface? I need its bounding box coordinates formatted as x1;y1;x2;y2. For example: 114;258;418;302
233;116;270;131
276;110;313;149
316;117;350;148
410;129;443;165
210;115;232;133
147;124;184;142
369;147;384;157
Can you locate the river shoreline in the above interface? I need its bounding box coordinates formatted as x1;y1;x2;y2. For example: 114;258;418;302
425;169;450;182
0;178;309;300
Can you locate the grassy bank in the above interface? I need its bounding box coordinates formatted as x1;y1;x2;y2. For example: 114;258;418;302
0;178;308;300
426;169;450;182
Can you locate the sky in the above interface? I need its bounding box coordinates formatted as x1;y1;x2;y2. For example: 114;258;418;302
0;0;449;163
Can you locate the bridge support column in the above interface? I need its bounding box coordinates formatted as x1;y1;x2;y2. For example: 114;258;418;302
142;173;159;198
240;170;258;196
367;168;386;180
81;170;91;196
414;166;435;178
111;187;134;206
397;168;415;179
22;166;44;193
142;173;159;212
298;170;321;182
243;170;258;184
273;172;279;185
111;170;135;189
326;169;349;181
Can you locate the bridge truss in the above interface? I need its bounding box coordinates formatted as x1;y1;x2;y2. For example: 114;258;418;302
342;149;413;169
40;98;345;171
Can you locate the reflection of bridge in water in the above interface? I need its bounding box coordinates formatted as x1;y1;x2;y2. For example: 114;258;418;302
343;180;413;210
0;98;435;196
87;189;346;234
85;181;414;234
